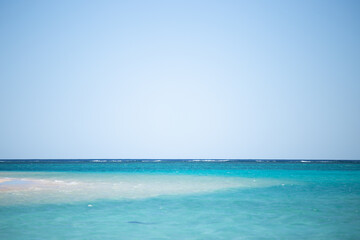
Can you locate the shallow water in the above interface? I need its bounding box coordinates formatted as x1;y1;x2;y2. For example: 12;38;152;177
0;160;359;240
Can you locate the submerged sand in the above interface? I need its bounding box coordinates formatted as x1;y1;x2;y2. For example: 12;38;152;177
0;172;288;205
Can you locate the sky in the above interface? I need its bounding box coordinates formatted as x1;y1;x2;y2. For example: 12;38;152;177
0;0;359;159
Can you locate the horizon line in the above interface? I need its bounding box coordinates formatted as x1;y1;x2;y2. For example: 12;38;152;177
0;158;359;161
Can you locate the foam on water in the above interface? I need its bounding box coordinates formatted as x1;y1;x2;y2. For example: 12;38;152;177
0;172;284;206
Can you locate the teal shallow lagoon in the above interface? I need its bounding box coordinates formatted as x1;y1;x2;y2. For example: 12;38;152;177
0;160;359;240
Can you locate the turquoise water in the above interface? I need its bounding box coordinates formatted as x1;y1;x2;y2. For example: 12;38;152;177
0;160;359;240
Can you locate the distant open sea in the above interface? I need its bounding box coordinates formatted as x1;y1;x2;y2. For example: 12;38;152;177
0;159;359;240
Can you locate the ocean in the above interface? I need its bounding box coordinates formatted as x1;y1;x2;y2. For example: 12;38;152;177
0;159;359;240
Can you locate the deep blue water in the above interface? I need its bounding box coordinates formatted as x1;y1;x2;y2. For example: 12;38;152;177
0;160;359;240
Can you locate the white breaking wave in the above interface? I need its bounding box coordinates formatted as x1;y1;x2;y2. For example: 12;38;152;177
190;159;229;162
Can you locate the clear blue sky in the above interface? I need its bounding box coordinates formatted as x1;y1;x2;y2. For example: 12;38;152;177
0;0;359;159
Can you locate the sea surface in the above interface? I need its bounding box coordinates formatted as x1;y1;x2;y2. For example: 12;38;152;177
0;159;359;240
